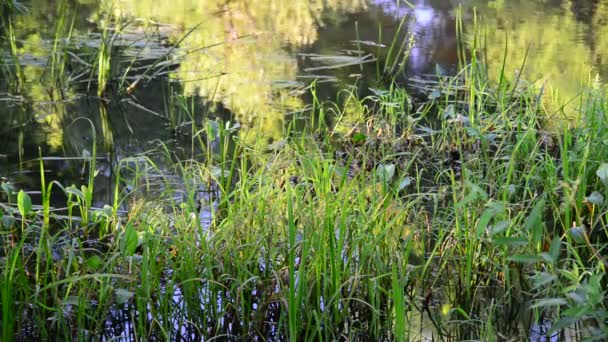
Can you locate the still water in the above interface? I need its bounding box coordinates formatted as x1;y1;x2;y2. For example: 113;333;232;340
1;0;607;198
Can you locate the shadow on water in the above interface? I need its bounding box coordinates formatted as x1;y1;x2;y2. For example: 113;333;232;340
1;76;237;210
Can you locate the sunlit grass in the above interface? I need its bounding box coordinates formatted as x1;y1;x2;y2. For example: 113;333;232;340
1;2;607;341
2;64;608;339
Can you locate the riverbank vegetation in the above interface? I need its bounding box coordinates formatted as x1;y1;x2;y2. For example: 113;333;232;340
1;2;608;341
2;64;608;341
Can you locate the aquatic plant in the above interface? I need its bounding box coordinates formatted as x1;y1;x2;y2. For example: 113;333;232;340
2;62;608;338
1;1;608;340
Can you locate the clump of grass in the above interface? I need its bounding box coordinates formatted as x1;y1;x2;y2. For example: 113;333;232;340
3;64;608;339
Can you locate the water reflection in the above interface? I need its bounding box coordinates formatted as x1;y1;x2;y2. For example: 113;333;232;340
375;0;460;75
108;0;368;144
5;0;608;164
469;0;605;112
379;0;607;100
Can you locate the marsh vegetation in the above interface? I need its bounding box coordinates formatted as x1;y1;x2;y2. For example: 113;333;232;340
1;0;608;340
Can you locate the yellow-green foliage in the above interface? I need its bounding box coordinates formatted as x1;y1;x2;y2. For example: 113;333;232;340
108;0;367;143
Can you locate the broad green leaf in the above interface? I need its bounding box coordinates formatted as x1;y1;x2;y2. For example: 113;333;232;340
539;237;560;264
1;182;15;199
465;127;481;138
492;236;528;246
102;204;113;217
443;104;455;118
211;167;229;179
435;63;447;76
352;132;367;144
585;191;604;205
548;236;561;262
226;121;240;132
125;255;143;264
524;198;545;246
476;201;505;237
120;224;139;256
17;190;32;216
547;317;577;335
586;274;604;305
566;291;586;305
85;255;102;271
489;220;509;236
397;177;413;192
429;88;441;100
569;225;586;244
457;182;488;208
65;186;85;200
540;252;555;264
63;296;81;306
562;305;587;318
469;182;488;199
1;215;15;228
509;254;543;264
377;164;396;183
532;272;557;289
507;184;517;198
115;288;135;305
369;88;389;96
441;303;452;316
333;166;347;178
529;298;567;309
596;163;608;186
206;120;219;140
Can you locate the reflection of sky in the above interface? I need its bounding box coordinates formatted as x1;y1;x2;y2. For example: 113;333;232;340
372;0;411;18
414;7;434;25
372;0;436;21
372;0;446;73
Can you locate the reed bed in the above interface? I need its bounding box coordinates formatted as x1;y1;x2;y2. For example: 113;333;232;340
1;3;607;341
2;65;608;340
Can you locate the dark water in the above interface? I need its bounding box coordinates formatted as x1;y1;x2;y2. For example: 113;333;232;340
1;0;607;201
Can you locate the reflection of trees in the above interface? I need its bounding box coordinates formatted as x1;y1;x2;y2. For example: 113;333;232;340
570;0;600;22
379;0;608;115
2;0;100;153
469;0;607;114
111;0;366;142
590;2;608;77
